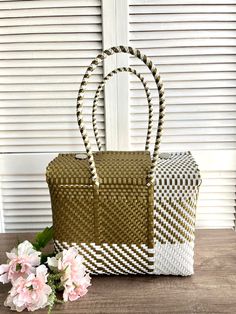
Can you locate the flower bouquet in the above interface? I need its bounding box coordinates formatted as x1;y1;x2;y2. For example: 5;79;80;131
0;227;91;313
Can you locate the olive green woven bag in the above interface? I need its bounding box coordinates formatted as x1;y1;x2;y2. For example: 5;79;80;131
46;46;201;275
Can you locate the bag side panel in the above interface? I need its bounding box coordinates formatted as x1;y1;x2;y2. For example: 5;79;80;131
153;152;201;276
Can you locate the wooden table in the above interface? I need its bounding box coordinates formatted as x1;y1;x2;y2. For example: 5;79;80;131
0;230;236;313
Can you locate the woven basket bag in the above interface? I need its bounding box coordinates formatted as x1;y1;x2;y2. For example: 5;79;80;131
46;46;201;276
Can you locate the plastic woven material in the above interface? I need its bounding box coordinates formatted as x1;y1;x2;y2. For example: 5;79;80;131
47;151;201;275
47;151;155;274
46;46;201;275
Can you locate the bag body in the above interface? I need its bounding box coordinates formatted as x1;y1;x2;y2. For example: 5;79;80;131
46;46;201;275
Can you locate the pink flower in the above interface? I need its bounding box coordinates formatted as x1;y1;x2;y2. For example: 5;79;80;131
0;240;41;284
47;247;91;302
63;273;91;302
4;265;52;312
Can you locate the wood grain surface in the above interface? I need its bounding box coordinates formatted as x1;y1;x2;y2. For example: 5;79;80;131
0;230;236;314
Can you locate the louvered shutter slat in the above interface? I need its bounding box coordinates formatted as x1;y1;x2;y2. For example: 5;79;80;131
0;0;103;232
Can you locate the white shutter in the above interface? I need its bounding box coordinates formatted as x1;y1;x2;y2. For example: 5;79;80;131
0;0;103;232
0;154;55;232
1;0;235;232
129;0;236;228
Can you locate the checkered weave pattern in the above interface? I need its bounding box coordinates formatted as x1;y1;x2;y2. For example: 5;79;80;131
154;152;201;275
46;46;201;276
48;151;201;275
47;151;155;275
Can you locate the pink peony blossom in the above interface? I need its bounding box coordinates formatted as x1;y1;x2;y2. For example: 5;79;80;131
4;265;52;312
0;240;41;284
47;247;91;302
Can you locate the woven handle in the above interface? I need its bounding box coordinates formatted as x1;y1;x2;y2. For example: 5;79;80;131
92;67;153;152
77;46;166;187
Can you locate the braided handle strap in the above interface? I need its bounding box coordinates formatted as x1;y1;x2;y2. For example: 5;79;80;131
77;46;166;188
92;67;153;152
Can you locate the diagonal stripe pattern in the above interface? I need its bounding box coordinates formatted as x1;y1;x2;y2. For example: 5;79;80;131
46;46;201;276
54;240;154;275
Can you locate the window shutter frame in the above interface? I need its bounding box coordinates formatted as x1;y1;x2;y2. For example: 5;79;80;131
102;0;130;150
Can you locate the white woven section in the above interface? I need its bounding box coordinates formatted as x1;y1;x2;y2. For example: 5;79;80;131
152;152;200;275
54;240;154;275
154;242;195;276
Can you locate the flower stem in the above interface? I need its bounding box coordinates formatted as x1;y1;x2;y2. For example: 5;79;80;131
47;274;64;314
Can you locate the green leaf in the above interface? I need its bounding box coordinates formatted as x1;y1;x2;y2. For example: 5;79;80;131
32;226;53;251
